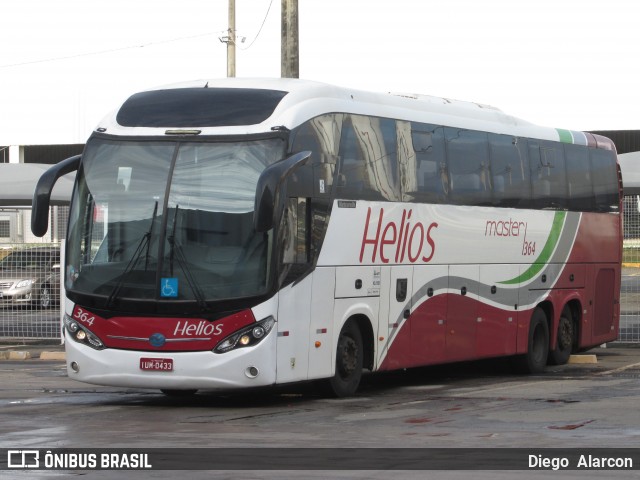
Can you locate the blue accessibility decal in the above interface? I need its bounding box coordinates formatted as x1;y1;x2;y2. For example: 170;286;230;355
160;278;178;298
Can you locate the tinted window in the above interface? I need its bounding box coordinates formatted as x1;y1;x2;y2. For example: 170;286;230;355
399;122;448;203
290;114;342;197
336;115;399;201
288;115;344;266
446;128;490;205
489;134;531;208
116;88;288;128
529;141;567;209
591;148;619;212
564;144;594;211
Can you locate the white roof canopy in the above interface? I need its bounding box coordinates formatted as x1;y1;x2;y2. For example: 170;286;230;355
0;163;75;206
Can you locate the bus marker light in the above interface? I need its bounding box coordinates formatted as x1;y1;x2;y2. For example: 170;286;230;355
164;129;202;135
379;337;385;341
315;341;321;348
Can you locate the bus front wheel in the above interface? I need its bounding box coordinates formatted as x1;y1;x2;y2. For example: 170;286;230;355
514;308;549;374
328;321;363;397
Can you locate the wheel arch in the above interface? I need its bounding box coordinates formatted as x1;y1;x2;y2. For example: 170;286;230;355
343;314;375;372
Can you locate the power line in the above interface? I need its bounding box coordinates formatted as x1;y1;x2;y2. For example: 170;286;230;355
0;32;218;69
238;0;274;50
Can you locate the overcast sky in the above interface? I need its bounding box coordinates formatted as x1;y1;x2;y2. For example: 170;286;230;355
1;0;638;146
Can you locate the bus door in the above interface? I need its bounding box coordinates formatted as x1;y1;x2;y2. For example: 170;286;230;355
410;265;448;366
446;265;479;361
276;274;312;384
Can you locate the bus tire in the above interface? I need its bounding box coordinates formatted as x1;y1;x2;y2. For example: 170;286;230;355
328;321;363;397
514;308;549;374
548;307;574;366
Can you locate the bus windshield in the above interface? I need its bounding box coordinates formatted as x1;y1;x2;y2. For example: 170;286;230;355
66;136;285;308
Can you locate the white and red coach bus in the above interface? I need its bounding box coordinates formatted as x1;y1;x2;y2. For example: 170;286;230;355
32;79;622;397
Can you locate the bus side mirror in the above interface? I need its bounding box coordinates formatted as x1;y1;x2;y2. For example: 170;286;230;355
253;151;311;232
31;154;81;237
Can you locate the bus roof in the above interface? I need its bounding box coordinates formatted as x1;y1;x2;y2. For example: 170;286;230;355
96;78;601;147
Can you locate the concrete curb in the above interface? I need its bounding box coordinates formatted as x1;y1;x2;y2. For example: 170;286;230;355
40;352;66;361
0;351;65;361
8;351;32;360
568;354;598;364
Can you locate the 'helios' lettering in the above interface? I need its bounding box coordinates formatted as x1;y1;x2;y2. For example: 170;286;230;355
360;207;438;264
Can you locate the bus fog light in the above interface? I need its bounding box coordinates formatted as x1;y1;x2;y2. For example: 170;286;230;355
245;366;259;378
70;361;80;373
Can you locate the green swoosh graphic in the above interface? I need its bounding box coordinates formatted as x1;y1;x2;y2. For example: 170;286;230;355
498;211;566;285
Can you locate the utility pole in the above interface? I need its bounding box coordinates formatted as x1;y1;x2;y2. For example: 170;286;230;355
281;0;299;78
227;0;236;77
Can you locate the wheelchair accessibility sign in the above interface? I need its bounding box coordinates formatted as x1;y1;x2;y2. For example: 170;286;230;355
160;278;178;298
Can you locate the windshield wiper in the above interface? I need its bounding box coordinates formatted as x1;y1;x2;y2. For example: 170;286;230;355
167;205;208;311
144;201;159;271
106;201;158;308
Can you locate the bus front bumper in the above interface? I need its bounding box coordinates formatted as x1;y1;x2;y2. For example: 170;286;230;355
64;329;277;391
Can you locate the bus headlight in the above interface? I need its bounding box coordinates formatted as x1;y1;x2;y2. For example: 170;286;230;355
214;316;275;354
63;314;105;350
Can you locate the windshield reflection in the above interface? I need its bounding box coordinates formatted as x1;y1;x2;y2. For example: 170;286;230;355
66;137;285;309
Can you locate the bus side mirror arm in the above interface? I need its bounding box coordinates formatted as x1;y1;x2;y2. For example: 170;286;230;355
31;154;81;237
253;151;312;232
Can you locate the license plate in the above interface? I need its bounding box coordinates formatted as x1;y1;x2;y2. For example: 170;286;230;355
139;358;173;371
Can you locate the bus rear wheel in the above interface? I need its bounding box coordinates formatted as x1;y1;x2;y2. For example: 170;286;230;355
514;308;549;374
327;321;363;398
548;308;574;366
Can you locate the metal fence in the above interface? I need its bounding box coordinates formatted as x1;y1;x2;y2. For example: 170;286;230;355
621;195;640;342
0;206;67;343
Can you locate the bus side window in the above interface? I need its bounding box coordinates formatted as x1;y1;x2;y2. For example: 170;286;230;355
591;148;619;212
336;114;400;201
289;115;343;264
529;141;567;210
399;122;448;203
565;144;594;211
488;134;531;208
282;197;310;265
446;128;491;205
290;114;342;197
